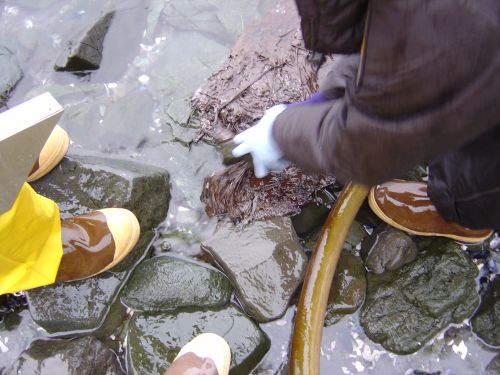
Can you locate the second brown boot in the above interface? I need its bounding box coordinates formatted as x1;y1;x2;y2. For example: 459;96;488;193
368;180;493;244
55;208;140;282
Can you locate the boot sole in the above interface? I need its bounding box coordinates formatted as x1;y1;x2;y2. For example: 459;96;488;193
368;187;492;244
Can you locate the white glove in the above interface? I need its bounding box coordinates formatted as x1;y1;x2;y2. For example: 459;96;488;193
232;104;289;178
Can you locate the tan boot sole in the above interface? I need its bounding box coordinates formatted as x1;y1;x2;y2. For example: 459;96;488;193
27;125;69;182
368;187;492;244
175;333;231;375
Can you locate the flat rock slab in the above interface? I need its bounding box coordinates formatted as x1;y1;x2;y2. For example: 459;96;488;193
0;46;22;108
121;254;232;312
202;216;307;322
27;232;153;333
54;11;114;71
31;154;169;231
8;336;124;375
471;276;500;347
126;306;270;375
360;238;479;354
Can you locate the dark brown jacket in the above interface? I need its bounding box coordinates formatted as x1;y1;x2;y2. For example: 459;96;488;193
273;0;500;187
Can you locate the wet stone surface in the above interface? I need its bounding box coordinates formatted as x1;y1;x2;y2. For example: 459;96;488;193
31;154;170;231
324;251;366;326
485;353;500;375
8;336;125;375
360;238;480;354
202;216;307;322
54;11;115;72
121;254;232;312
0;46;22;108
361;226;419;273
126;305;270;375
471;276;500;347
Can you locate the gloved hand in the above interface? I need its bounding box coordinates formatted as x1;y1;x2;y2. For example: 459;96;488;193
232;104;289;178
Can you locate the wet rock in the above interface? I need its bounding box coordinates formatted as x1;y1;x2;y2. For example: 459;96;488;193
324;251;366;326
9;336;124;375
471;276;500;347
31;154;169;231
343;220;369;254
485;354;500;375
361;227;418;274
291;189;335;236
0;46;22;108
54;11;115;72
121;254;232;312
360;238;479;354
201;217;307;322
27;234;152;333
126;306;270;375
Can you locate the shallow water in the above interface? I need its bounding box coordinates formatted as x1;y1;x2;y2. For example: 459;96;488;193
1;0;498;374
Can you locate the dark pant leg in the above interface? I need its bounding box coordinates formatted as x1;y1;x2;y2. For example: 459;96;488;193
428;125;500;230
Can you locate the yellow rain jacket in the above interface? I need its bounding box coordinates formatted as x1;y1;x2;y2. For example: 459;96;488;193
0;183;62;294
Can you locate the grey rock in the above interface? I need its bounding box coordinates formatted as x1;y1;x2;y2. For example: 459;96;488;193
360;238;479;354
201;217;307;322
121;254;232;312
27;233;153;333
471;276;500;347
31;154;169;231
485;354;500;375
0;46;22;108
126;306;270;375
324;251;366;326
55;11;115;71
362;227;418;273
8;336;124;375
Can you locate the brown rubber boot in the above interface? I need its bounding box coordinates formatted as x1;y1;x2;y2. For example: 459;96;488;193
55;208;140;282
164;333;231;375
27;125;69;182
368;180;493;244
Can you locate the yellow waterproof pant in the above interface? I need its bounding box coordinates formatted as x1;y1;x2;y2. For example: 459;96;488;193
0;183;62;294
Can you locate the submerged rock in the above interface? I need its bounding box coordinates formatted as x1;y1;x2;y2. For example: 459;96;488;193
361;227;418;273
121;254;232;312
360;238;479;354
9;336;124;375
471;276;500;347
201;217;307;322
485;354;500;375
324;251;366;326
0;46;22;108
31;154;169;231
54;11;115;71
126;306;270;375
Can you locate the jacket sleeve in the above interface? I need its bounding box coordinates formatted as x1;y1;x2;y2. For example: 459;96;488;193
274;0;500;185
295;0;368;54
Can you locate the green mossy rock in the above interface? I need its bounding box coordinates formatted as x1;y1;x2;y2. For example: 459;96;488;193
360;238;479;354
126;306;270;375
121;255;232;312
471;277;500;347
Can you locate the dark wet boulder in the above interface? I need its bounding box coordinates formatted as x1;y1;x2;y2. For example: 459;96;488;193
201;217;307;322
361;227;418;273
0;46;22;108
27;234;153;333
31;153;169;231
121;254;232;312
54;11;114;71
324;251;366;326
360;238;479;354
485;354;500;375
126;306;270;375
471;276;500;347
8;336;124;375
291;189;335;236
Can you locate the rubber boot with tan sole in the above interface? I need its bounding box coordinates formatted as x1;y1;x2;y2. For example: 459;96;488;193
369;180;493;244
55;208;140;282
